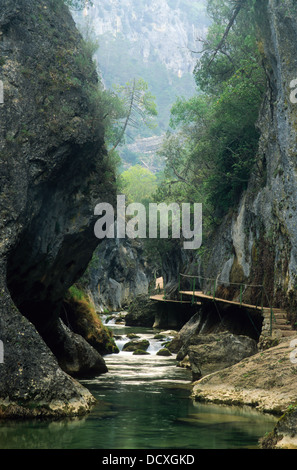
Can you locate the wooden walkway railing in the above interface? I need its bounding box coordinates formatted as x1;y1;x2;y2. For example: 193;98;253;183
150;273;294;338
177;273;295;338
178;273;276;334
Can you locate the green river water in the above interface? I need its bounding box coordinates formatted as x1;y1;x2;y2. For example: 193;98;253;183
0;316;277;450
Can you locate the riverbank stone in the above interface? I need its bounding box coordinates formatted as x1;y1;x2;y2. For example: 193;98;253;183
191;339;297;417
153;333;167;340
187;332;257;379
127;333;141;339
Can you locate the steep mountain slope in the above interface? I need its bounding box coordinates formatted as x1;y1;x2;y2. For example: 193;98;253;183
74;0;209;167
88;0;208;77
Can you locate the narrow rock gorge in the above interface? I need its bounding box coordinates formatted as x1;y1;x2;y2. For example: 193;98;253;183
83;238;152;313
1;0;297;451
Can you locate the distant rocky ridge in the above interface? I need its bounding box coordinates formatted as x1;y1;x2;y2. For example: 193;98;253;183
82;0;208;77
73;0;209;164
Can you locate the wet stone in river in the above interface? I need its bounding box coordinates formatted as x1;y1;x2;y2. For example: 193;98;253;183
122;339;150;352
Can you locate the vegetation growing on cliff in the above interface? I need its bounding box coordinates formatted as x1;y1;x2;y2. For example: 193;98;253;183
109;78;158;152
63;285;119;355
96;31;196;136
157;0;266;224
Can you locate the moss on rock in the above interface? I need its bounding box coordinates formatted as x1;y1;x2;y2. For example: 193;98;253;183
62;285;119;355
156;348;172;356
122;339;150;352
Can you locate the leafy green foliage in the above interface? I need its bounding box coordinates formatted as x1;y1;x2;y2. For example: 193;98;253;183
158;0;266;225
110;78;158;152
120;165;158;204
95;32;196;136
64;285;119;354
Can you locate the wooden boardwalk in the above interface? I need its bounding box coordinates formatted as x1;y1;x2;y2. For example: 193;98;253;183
180;290;269;311
179;291;294;338
151;290;295;339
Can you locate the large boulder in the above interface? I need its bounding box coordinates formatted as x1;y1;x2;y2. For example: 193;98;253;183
187;332;258;380
0;0;116;417
52;319;108;378
122;339;150;352
61;288;119;356
156;348;172;357
261;406;297;449
168;312;205;353
125;294;159;327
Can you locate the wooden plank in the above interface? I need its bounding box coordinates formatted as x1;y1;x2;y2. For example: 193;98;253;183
179;291;269;311
149;294;201;305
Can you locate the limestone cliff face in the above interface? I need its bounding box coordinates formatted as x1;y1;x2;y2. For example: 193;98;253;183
84;238;152;312
0;0;116;417
201;0;297;321
81;0;208;77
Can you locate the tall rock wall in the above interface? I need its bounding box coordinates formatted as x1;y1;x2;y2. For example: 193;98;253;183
84;238;152;313
0;0;116;417
201;0;297;321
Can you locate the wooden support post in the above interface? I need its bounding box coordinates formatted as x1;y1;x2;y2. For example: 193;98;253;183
240;284;243;307
270;306;276;336
178;274;182;303
192;277;196;305
213;279;216;300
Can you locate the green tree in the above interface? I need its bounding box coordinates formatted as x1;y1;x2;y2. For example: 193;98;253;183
159;0;265;223
110;78;157;152
120;165;158;204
